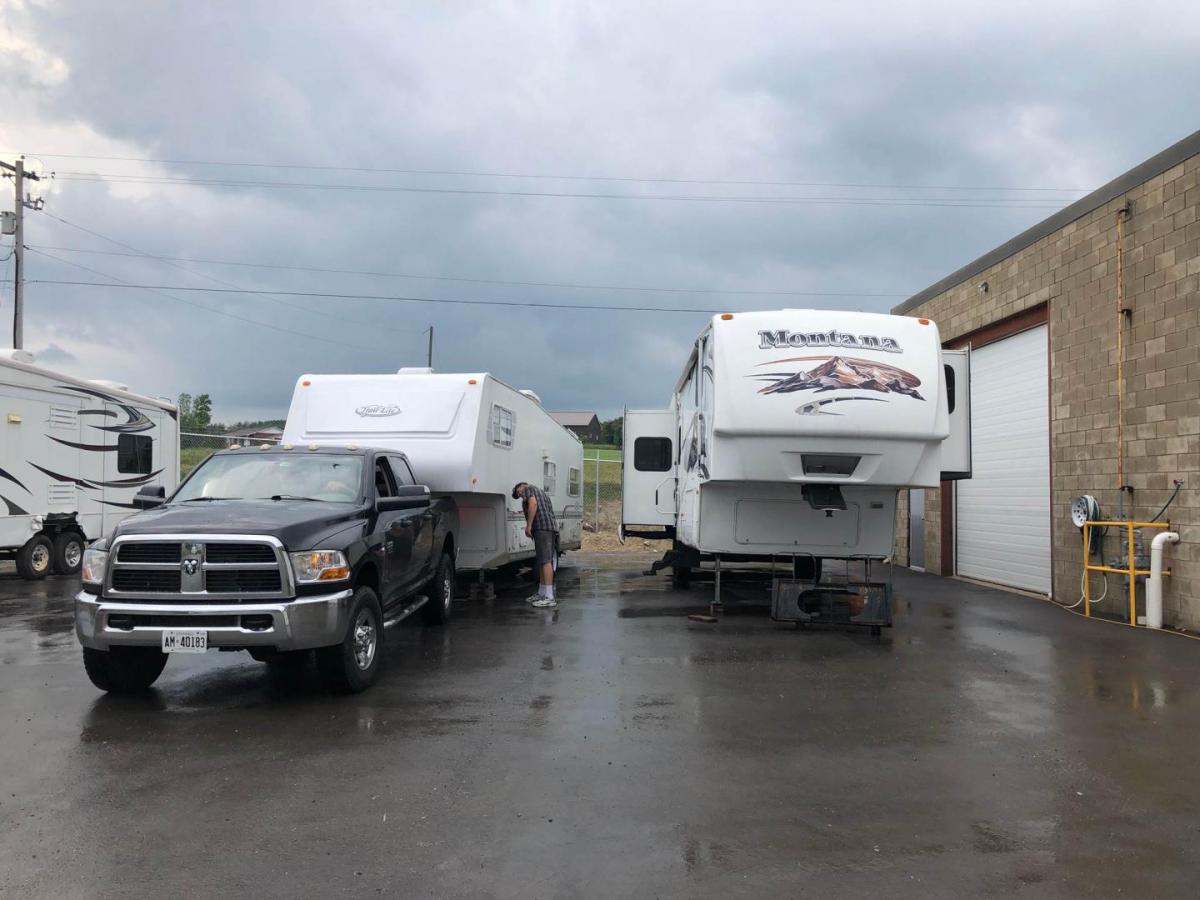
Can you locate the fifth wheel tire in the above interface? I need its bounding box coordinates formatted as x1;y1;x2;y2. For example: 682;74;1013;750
16;534;54;580
53;531;85;576
82;646;168;693
421;552;455;625
315;586;383;693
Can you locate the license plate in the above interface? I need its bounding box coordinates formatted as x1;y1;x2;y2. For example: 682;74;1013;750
161;630;208;653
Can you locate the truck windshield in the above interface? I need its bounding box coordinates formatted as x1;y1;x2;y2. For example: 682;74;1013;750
174;454;363;504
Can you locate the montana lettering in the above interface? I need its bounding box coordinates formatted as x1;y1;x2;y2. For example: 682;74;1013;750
757;330;902;352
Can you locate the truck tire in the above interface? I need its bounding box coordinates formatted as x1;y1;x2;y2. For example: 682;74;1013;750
53;531;85;576
421;551;455;625
315;586;383;693
82;646;168;693
16;534;54;580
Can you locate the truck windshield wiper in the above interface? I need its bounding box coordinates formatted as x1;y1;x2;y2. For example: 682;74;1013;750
264;495;320;502
180;496;233;502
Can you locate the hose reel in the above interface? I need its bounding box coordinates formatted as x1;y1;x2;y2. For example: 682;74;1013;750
1071;495;1103;556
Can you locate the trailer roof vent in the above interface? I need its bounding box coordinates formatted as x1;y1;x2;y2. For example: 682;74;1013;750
520;390;542;405
0;349;36;365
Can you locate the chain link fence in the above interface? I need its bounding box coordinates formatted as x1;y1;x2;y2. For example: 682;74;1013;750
582;450;623;540
181;432;280;475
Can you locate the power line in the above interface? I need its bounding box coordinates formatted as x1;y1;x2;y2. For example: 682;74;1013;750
23;151;1093;193
50;171;1069;209
25;249;405;353
32;278;745;314
33;211;429;333
27;243;910;299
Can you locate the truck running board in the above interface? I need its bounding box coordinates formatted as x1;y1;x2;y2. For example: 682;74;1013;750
383;595;428;629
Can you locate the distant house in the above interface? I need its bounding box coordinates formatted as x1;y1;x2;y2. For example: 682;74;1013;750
549;411;602;443
226;425;284;442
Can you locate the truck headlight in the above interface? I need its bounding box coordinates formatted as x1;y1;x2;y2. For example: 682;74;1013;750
81;547;108;585
290;550;351;583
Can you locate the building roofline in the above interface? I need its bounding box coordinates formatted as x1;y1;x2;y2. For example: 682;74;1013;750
892;128;1200;315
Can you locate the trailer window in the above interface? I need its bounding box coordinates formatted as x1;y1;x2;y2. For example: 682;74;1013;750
634;437;672;472
117;434;152;474
944;363;956;414
568;467;581;497
490;405;515;448
543;461;557;494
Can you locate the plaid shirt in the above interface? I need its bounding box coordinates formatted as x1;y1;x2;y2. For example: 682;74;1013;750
519;484;558;533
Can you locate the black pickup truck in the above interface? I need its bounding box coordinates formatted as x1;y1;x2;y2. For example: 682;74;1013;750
75;445;458;694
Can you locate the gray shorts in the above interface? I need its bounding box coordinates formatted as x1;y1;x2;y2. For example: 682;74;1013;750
533;530;557;569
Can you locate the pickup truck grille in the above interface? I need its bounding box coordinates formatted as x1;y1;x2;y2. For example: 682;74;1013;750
112;569;183;593
107;537;290;600
117;542;182;563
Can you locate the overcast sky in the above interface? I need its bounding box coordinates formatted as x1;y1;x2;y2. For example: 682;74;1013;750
2;1;1197;424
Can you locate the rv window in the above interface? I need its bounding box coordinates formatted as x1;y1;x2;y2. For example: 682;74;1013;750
543;461;557;494
117;434;152;474
491;405;515;448
634;437;672;472
568;467;581;497
944;363;956;414
391;457;416;486
374;458;398;498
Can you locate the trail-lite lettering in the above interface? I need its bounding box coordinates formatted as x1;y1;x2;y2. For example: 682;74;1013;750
355;404;402;418
757;330;902;353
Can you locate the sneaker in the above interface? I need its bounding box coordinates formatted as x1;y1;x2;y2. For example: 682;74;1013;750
526;593;543;604
531;598;558;608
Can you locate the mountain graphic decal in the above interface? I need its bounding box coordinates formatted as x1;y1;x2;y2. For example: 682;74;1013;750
755;356;925;401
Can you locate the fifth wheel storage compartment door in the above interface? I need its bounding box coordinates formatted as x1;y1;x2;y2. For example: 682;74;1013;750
955;325;1050;593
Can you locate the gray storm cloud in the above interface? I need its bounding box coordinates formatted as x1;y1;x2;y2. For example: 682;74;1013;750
2;0;1198;421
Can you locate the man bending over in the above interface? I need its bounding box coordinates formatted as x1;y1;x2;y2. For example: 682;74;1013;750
513;481;558;608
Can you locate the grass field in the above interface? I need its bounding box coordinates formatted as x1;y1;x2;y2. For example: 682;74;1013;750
583;444;622;461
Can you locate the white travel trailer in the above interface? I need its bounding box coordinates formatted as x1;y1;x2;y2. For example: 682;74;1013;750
622;310;971;628
282;369;584;574
0;350;179;579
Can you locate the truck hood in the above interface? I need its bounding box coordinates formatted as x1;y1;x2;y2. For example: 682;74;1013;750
111;500;366;551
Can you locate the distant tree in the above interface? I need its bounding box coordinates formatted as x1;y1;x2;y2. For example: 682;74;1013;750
177;392;213;432
600;416;623;448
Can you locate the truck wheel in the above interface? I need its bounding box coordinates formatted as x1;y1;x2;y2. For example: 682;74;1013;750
16;534;54;580
421;552;455;625
82;646;168;693
316;586;383;693
53;531;85;576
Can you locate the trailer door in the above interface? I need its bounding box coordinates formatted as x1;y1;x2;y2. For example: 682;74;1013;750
621;409;676;536
940;349;972;481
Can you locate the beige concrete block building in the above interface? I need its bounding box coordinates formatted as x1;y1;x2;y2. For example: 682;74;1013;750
895;130;1199;627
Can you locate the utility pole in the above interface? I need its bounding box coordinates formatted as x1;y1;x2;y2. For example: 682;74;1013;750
1;158;42;350
427;325;433;368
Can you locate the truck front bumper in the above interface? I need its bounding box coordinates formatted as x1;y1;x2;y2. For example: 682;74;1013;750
75;588;355;652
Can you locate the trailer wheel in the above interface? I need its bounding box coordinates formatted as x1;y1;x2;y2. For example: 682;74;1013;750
671;565;691;589
16;534;54;580
52;531;85;576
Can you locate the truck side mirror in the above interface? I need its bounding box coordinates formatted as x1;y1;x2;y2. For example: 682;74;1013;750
133;485;166;509
376;485;430;512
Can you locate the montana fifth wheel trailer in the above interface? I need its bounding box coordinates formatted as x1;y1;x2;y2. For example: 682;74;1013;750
622;310;971;629
0;350;178;579
282;369;584;576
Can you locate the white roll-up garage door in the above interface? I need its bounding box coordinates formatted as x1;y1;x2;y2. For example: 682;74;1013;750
955;324;1051;593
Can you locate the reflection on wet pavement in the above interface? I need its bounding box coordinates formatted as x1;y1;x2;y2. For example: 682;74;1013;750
2;554;1200;898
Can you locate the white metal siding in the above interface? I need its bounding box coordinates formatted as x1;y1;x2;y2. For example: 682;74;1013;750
955;325;1051;593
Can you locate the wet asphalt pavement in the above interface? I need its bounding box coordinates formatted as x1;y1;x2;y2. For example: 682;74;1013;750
2;554;1200;899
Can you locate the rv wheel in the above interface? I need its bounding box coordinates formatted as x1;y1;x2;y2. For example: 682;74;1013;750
53;531;85;575
16;534;54;580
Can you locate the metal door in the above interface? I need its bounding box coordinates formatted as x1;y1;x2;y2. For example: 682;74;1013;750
908;489;925;570
621;408;677;532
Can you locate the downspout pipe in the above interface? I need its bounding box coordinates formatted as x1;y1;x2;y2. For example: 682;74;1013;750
1146;531;1180;629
